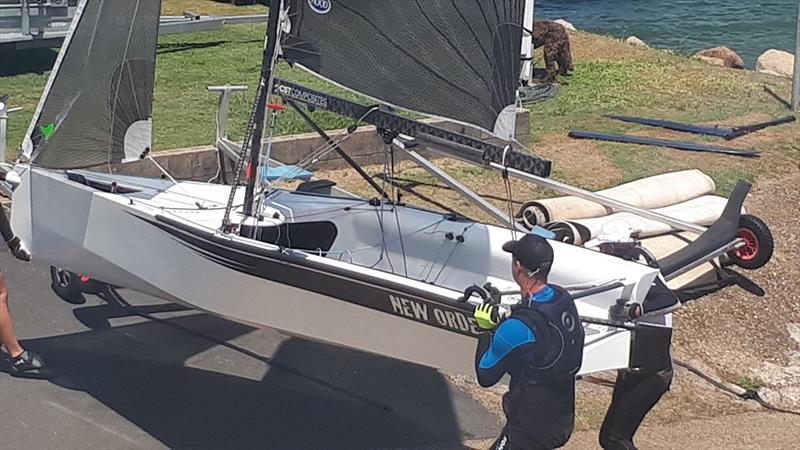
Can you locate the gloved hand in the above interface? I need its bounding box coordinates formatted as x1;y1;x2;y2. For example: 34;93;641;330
7;236;31;262
473;302;499;330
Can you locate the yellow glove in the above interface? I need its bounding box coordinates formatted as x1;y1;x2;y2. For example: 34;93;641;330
474;303;499;330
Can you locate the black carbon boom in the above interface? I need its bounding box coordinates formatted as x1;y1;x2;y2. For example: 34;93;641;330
273;79;552;178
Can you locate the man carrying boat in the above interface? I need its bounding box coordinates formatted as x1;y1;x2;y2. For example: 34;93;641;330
586;222;679;450
474;234;584;450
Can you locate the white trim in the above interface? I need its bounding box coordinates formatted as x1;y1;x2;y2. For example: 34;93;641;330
21;0;88;162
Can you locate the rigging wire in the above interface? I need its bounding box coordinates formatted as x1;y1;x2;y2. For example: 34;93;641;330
501;145;518;239
258;105;380;198
432;222;476;284
386;142;408;277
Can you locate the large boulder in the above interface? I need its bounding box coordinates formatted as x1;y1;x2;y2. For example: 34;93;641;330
694;46;744;69
756;49;795;78
554;19;576;32
625;36;648;48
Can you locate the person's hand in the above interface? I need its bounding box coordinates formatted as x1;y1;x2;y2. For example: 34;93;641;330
474;302;499;330
7;236;31;262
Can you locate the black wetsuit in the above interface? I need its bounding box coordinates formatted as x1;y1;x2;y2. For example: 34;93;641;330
599;277;677;450
475;285;585;450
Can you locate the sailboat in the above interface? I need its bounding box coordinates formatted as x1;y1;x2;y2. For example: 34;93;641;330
5;0;767;378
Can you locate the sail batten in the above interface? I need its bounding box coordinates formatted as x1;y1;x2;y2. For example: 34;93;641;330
282;0;525;139
22;0;161;169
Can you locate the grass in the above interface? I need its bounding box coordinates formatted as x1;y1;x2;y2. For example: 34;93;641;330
736;375;766;391
2;2;798;196
161;0;264;16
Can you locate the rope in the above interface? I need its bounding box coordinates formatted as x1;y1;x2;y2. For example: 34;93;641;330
517;83;559;106
674;359;800;416
501;155;518;238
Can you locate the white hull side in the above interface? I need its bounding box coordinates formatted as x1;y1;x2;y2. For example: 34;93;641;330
11;167;660;376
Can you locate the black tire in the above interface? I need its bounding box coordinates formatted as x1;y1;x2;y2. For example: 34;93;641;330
49;266;86;305
727;214;773;270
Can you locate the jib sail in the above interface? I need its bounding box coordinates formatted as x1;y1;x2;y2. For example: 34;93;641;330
281;0;525;139
21;0;161;169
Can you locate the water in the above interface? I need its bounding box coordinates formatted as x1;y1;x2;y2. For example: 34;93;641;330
535;0;798;68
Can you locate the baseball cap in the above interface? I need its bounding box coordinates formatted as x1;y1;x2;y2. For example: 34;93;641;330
502;234;554;276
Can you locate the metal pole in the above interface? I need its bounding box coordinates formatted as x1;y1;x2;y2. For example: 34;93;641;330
0;101;7;165
208;85;248;184
792;0;800;111
395;139;528;232
0;100;21;165
20;0;31;37
242;0;282;218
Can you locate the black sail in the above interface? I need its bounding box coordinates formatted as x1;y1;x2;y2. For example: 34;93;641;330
22;0;161;169
282;0;525;138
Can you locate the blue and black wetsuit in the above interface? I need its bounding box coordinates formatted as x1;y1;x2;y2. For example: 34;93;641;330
475;285;585;450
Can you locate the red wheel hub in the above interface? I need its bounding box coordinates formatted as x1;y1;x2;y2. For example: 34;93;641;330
736;228;759;261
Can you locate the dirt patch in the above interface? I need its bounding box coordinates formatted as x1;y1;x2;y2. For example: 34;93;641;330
533;136;623;190
672;171;800;411
569;32;660;63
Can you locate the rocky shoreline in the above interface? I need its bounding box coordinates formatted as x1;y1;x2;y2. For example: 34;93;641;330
553;19;796;78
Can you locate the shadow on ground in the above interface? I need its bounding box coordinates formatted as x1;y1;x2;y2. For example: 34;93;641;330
157;40;228;55
13;294;487;449
0;47;58;76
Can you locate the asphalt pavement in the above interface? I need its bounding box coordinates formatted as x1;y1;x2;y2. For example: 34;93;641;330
0;252;501;449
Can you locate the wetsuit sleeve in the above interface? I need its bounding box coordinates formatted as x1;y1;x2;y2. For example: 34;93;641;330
474;318;536;388
0;204;14;243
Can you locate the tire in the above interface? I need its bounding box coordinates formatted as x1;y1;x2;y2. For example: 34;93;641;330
49;266;86;305
727;214;773;270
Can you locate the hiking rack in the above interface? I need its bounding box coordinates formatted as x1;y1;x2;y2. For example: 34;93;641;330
210;80;757;287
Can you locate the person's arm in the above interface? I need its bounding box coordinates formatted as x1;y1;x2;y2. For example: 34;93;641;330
474;318;536;387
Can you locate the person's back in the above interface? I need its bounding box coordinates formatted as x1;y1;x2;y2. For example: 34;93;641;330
503;286;584;442
474;234;585;450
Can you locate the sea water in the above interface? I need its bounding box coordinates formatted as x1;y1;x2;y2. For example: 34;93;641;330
535;0;798;68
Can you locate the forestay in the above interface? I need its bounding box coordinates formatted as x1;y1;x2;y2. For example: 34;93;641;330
281;0;525;139
21;0;161;169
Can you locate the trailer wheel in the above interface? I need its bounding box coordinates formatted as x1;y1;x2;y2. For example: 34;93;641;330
49;266;86;304
728;214;773;270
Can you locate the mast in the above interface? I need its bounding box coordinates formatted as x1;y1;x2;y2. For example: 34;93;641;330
243;0;283;218
222;0;282;228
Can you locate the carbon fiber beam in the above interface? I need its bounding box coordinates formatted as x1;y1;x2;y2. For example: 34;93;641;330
273;78;552;178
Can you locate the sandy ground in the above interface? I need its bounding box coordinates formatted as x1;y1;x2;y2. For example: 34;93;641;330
464;411;800;450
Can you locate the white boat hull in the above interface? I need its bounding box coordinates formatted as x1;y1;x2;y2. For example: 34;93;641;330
11;166;665;376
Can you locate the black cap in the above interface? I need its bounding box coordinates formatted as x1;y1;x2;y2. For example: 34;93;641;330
502;234;554;276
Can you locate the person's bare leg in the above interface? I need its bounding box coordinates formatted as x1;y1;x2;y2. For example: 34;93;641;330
0;273;24;358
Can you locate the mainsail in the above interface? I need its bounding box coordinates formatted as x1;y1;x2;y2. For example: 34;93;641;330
21;0;162;169
281;0;525;139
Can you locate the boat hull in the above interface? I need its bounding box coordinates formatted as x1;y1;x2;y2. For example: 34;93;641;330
11;167;661;376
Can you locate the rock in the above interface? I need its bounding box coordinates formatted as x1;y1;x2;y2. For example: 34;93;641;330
694;46;744;69
756;49;795;78
553;19;576;32
625;36;648;48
